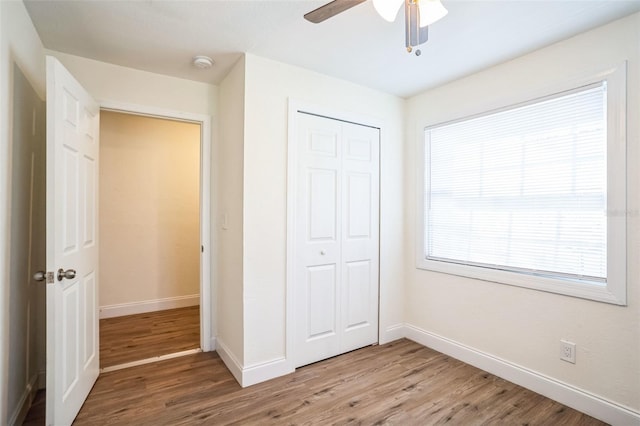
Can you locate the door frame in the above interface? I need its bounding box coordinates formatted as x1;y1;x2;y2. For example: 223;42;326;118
99;100;213;352
285;99;382;370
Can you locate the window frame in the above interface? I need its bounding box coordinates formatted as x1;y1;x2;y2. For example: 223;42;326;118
416;63;627;305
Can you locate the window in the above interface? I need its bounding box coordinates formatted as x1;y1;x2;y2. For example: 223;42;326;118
418;65;627;305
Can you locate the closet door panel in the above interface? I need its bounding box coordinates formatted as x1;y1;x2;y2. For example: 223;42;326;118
294;113;342;367
340;122;379;353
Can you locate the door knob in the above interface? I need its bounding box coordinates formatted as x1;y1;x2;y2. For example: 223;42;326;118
33;271;46;282
57;268;76;281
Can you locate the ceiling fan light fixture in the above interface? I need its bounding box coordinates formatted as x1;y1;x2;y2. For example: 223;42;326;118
418;0;448;27
373;0;403;22
304;0;447;54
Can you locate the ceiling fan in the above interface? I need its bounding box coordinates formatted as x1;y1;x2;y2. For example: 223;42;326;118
304;0;448;55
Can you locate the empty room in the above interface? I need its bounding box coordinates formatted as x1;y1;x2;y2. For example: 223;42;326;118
1;0;639;425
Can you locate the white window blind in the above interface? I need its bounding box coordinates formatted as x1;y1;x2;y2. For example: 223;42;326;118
424;83;607;284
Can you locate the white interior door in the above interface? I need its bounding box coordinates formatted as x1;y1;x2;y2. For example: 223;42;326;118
45;56;100;425
294;112;379;367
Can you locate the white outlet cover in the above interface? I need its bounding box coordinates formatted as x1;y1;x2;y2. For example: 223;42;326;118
560;340;576;364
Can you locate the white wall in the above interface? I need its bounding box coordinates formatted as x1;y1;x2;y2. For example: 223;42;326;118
99;111;200;308
217;56;246;366
405;12;640;415
0;1;45;422
241;54;405;368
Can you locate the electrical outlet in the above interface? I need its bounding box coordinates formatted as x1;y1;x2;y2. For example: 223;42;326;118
560;340;576;364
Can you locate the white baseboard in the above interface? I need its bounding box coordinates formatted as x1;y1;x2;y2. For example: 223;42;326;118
8;374;38;426
242;357;294;388
379;323;405;344
209;337;217;351
99;294;199;319
215;337;244;385
215;338;294;388
404;324;640;426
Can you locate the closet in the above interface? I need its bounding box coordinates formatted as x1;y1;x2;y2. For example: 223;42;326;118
293;112;380;367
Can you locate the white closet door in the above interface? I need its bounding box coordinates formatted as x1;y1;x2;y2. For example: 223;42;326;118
294;112;379;368
340;121;379;353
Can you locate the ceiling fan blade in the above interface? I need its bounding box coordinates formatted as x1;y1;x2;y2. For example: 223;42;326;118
304;0;367;24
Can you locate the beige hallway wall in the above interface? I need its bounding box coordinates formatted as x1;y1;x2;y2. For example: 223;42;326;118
99;111;201;310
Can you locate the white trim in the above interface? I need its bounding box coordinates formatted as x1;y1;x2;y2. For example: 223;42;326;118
99;348;202;373
242;357;294;388
99;100;208;125
286;99;385;371
99;294;199;319
97;100;215;351
416;62;627;305
8;373;38;426
404;324;640;426
199;114;213;352
216;339;293;388
285;100;297;375
379;323;405;344
215;337;243;386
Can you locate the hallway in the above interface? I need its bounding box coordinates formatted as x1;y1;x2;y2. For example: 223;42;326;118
100;306;200;369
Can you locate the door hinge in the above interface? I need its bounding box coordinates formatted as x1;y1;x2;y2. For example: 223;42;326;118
46;271;55;284
201;245;204;253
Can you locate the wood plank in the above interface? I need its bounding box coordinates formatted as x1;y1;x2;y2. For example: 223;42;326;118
99;306;200;368
64;339;607;425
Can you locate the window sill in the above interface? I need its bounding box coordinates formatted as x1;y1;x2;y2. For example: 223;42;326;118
416;258;626;306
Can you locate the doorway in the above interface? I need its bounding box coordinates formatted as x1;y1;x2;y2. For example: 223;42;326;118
98;109;207;370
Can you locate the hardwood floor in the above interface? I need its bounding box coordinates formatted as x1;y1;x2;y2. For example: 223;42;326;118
70;339;605;425
100;306;200;368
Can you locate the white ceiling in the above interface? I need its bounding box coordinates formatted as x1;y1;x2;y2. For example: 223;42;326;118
24;0;640;98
